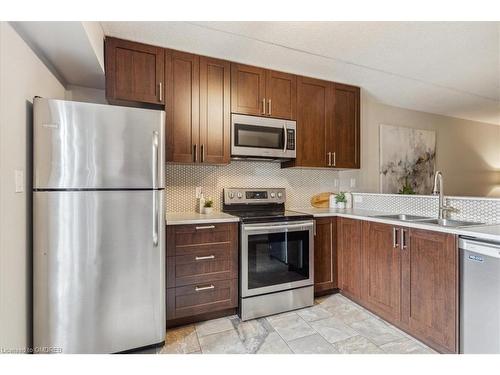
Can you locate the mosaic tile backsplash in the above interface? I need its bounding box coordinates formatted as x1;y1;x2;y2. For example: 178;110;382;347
165;161;339;212
165;161;500;224
353;193;500;224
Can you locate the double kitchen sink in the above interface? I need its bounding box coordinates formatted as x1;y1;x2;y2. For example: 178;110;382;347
372;214;484;228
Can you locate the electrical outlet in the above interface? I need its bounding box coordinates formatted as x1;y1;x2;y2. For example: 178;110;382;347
15;170;24;193
350;178;356;188
195;187;202;199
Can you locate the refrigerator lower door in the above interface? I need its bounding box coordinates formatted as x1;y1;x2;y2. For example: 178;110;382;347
34;190;165;353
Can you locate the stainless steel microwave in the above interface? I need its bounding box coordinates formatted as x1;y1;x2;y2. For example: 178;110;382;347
231;114;296;160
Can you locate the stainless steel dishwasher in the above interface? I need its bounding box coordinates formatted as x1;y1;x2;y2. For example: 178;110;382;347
459;237;500;354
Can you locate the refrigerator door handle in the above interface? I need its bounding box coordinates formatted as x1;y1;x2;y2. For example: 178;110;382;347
152;131;159;188
153;190;159;247
152;131;159;246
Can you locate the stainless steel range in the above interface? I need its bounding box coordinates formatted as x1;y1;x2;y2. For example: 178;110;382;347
223;188;314;321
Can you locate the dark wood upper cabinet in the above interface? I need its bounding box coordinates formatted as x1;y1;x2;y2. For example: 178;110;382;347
104;37;360;169
199;57;231;164
231;63;266;116
314;218;337;295
166;53;230;165
105;37;164;105
166;50;200;163
401;229;458;353
284;76;331;168
283;79;360;169
337;217;362;301
265;70;297;120
361;222;402;324
330;83;360;168
231;64;296;120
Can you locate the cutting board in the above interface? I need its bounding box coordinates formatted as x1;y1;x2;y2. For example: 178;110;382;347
311;192;333;208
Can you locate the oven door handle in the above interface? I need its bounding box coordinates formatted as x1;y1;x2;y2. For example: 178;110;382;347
243;222;313;232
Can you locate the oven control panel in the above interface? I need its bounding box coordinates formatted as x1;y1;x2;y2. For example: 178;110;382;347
224;188;286;205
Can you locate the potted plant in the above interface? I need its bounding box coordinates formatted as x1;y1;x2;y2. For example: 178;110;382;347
335;192;347;209
202;198;214;214
398;176;416;195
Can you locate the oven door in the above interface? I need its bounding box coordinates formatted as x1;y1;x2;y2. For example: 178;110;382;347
241;220;314;297
231;114;296;159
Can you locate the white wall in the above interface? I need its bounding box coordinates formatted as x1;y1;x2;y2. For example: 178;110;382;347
0;22;66;351
338;91;500;197
65;84;106;104
82;22;105;73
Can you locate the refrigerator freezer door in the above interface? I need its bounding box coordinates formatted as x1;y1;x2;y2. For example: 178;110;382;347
33;98;165;189
33;190;166;353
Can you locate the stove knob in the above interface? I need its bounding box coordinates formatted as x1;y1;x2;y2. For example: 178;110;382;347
228;192;234;199
277;192;283;199
237;192;243;199
270;192;276;198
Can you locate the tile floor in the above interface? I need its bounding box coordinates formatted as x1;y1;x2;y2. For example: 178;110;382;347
159;293;436;354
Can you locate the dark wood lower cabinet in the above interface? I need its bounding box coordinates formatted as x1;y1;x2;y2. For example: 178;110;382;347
400;229;458;353
336;218;458;354
361;221;401;324
166;223;238;325
314;218;337;295
166;279;238;321
337;218;362;301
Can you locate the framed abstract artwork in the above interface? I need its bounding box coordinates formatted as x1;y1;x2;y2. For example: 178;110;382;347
379;124;436;195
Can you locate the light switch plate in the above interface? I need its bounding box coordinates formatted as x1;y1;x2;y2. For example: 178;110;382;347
15;170;24;193
350;178;356;188
334;179;339;188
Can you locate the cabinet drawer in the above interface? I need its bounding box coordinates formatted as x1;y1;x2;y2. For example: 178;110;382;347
167;279;238;320
167;244;237;287
167;223;235;255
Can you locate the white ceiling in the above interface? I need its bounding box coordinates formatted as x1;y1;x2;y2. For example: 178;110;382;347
102;21;500;125
12;21;105;89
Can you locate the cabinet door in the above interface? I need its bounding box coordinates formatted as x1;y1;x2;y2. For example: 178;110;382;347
314;218;337;295
329;83;360;168
199;57;231;164
166;50;200;163
361;222;401;324
401;229;458;353
105;37;164;105
294;76;332;167
231;63;266;116
265;70;297;120
337;218;362;301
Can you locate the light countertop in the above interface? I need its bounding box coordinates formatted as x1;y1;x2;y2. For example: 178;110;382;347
166;211;239;226
165;207;500;242
291;207;500;243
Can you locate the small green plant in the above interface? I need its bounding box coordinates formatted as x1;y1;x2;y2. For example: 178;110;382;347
398;177;416;195
204;198;213;208
335;192;347;203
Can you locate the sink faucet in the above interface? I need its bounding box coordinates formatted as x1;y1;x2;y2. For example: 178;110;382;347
432;171;454;219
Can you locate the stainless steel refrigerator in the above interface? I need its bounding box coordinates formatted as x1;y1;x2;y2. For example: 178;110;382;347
33;98;166;353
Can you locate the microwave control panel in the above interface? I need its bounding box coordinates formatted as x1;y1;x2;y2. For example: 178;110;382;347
286;129;295;150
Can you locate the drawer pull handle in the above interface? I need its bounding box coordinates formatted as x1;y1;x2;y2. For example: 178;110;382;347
195;225;215;230
195;255;215;261
195;284;215;292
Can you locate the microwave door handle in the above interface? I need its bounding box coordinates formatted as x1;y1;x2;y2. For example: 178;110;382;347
283;124;287;152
